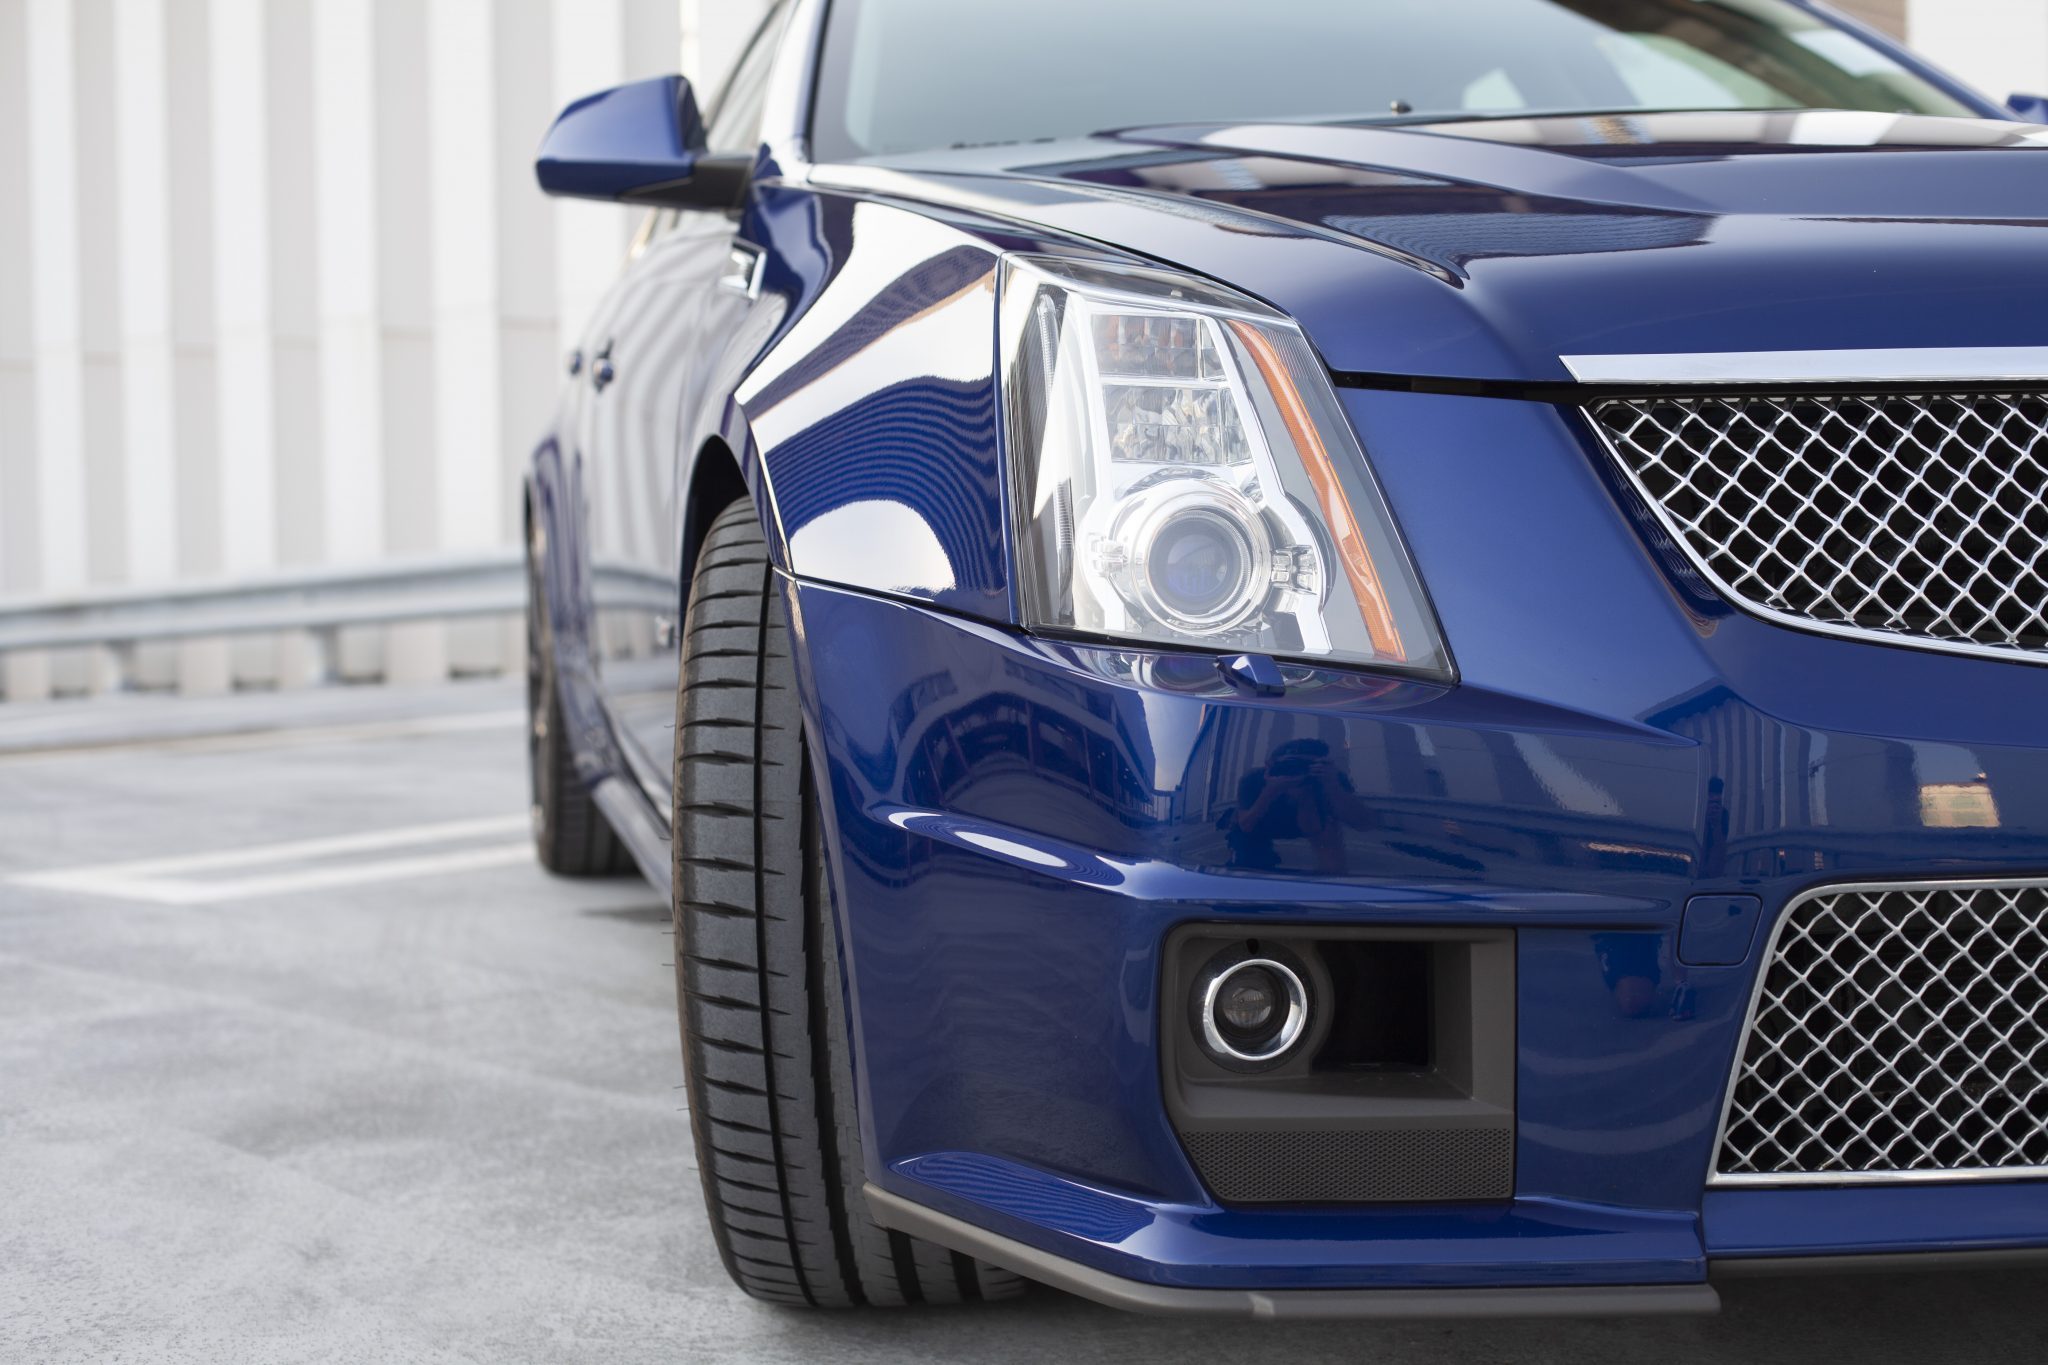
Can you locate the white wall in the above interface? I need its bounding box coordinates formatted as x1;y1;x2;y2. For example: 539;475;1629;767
1907;0;2048;104
0;0;767;700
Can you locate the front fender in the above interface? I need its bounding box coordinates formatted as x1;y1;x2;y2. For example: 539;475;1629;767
731;187;1025;623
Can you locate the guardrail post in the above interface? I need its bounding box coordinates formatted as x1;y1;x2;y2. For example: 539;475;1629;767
304;626;341;687
107;641;138;693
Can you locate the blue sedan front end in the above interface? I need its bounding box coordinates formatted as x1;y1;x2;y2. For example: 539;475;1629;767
528;0;2048;1318
793;381;2048;1309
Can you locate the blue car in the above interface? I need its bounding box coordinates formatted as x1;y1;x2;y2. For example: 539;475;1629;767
526;0;2048;1318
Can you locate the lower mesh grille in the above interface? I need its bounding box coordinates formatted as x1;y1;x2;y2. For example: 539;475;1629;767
1715;881;2048;1182
1181;1126;1513;1203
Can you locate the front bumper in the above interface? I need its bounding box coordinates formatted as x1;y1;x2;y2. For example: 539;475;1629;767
780;389;2048;1304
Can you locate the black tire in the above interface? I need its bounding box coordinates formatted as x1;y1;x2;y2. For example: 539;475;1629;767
527;509;633;876
674;500;1023;1309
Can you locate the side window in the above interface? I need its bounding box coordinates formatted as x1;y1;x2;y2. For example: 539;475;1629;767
704;3;790;156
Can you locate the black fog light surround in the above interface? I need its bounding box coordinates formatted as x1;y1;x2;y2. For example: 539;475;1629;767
1194;946;1311;1067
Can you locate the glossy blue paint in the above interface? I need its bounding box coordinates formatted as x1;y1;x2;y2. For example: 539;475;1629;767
1679;897;1763;969
2011;93;2048;124
841;110;2048;382
534;74;705;203
738;193;1012;616
529;0;2048;1301
1706;1184;2048;1258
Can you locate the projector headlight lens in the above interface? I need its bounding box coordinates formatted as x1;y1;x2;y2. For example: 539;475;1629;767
999;256;1450;678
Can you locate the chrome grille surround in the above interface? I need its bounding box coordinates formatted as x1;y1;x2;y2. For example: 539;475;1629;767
1711;879;2048;1186
1585;390;2048;663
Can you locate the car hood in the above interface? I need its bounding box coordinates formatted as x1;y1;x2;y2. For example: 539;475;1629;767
832;111;2048;382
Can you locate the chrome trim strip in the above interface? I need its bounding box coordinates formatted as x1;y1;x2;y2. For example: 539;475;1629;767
1713;1165;2048;1188
1562;348;2048;386
1580;403;2048;666
1706;876;2048;1189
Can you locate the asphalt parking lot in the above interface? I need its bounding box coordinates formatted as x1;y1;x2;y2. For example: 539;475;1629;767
2;680;2044;1363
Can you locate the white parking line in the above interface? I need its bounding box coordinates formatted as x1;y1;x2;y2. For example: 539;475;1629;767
13;815;535;905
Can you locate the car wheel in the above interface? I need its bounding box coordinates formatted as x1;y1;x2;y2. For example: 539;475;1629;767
526;509;632;876
673;499;1023;1308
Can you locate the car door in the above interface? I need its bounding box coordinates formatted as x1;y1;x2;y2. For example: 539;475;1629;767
587;8;789;822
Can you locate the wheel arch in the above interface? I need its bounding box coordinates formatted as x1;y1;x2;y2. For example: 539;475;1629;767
678;433;754;617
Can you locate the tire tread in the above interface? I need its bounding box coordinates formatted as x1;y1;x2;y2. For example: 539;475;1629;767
674;501;1020;1311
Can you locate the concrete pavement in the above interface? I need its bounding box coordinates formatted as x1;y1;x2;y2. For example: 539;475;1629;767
0;681;2041;1363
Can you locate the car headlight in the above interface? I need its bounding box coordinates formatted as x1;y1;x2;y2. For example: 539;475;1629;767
999;256;1451;680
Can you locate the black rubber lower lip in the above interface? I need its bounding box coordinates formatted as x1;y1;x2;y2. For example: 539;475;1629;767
864;1182;1721;1320
1712;1246;2048;1279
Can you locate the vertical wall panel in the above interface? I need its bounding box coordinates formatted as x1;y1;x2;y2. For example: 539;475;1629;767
492;0;562;551
113;0;177;586
206;0;278;684
374;0;436;539
424;0;502;677
74;0;126;598
312;0;383;572
680;0;769;101
207;0;272;584
113;0;181;688
622;0;685;130
490;1;571;675
25;0;93;692
428;0;503;564
366;0;442;683
208;0;326;686
165;0;227;693
548;0;632;367
264;0;321;687
314;0;431;680
0;0;43;699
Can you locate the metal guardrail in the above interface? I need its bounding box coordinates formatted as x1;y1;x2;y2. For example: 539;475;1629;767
0;551;681;693
0;551;526;689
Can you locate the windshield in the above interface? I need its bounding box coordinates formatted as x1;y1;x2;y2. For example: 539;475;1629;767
809;0;1977;160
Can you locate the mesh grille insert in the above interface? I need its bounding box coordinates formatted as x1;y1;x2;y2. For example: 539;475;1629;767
1716;883;2048;1181
1588;392;2048;659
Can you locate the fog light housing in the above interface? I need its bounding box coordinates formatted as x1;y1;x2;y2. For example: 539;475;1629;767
1196;950;1309;1067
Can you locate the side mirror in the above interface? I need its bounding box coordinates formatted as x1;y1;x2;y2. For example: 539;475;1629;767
2008;93;2048;124
535;73;751;210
